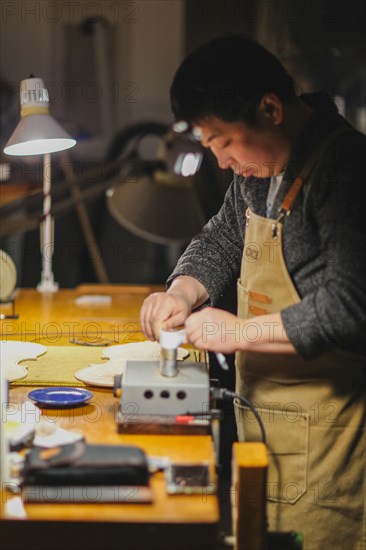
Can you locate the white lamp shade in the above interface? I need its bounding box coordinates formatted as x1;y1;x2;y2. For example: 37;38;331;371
4;113;76;156
4;76;76;156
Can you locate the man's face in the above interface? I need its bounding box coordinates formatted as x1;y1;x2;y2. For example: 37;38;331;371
196;116;285;179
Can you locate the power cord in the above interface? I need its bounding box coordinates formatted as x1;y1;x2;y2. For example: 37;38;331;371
210;387;266;445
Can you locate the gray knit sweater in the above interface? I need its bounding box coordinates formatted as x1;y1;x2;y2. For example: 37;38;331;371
167;93;366;360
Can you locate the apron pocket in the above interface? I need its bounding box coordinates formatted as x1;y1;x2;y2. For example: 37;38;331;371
237;278;249;319
234;400;309;504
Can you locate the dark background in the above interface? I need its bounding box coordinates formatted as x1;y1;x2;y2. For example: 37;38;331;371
1;0;365;289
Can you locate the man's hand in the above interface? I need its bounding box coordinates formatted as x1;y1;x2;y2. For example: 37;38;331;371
140;291;191;340
185;307;297;354
185;307;245;353
139;275;209;340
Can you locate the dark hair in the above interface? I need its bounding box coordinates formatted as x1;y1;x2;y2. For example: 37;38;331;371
170;35;296;127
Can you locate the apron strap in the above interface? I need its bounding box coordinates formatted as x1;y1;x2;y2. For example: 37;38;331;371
275;125;353;226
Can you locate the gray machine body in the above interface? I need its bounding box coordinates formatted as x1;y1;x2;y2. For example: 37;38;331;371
121;360;210;415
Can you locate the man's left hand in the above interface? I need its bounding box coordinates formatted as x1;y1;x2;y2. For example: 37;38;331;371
185;307;246;353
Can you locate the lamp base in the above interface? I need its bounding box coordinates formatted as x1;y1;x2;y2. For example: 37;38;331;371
37;278;59;293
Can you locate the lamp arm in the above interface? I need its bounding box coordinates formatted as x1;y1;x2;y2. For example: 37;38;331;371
0;159;139;238
0;155;124;218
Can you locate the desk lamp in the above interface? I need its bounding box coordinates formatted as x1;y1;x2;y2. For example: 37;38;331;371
4;76;76;292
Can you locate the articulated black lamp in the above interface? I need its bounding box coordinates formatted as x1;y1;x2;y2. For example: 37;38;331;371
1;121;205;246
106;121;206;245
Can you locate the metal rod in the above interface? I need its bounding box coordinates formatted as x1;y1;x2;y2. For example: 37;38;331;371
37;153;58;293
159;347;179;377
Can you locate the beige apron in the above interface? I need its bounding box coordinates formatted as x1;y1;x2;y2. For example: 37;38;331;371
235;128;366;549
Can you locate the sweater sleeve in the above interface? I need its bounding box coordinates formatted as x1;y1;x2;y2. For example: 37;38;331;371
167;176;246;304
281;132;366;359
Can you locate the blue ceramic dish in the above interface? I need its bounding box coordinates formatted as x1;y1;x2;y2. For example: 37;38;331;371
28;387;93;408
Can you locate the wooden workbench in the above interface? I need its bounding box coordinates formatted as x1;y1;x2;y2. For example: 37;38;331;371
0;285;219;550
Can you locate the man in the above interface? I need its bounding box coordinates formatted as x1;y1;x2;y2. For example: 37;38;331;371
140;36;366;548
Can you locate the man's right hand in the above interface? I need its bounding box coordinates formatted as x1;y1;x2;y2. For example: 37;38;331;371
139;276;209;340
139;291;191;340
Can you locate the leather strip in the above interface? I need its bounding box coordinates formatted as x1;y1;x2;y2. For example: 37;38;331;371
279;177;303;215
249;290;273;304
248;305;268;316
